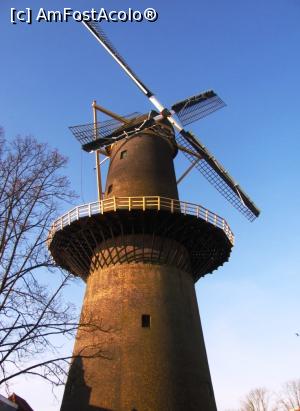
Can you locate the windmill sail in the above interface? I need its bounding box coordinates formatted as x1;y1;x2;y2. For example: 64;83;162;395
69;112;141;151
172;90;226;126
176;131;260;221
82;20;153;97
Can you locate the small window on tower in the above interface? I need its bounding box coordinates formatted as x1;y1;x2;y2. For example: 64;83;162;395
120;150;127;159
141;314;151;328
107;184;113;194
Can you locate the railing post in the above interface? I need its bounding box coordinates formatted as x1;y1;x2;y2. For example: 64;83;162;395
183;202;186;215
60;219;63;230
129;197;131;211
89;203;91;217
158;196;160;211
76;207;79;220
214;214;217;226
196;206;199;218
171;199;174;213
68;212;71;225
143;196;146;211
114;196;117;212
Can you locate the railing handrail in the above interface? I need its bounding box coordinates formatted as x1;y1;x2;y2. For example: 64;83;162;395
48;196;234;245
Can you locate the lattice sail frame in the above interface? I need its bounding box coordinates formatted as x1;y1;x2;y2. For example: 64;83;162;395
172;91;226;127
69;112;140;147
175;133;258;221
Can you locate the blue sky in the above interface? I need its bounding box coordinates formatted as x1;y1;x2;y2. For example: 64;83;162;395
1;0;300;409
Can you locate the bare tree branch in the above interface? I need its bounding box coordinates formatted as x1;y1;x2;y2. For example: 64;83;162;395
277;379;300;410
0;134;111;391
240;387;271;411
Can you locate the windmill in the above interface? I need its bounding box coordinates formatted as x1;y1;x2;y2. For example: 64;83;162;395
48;20;260;411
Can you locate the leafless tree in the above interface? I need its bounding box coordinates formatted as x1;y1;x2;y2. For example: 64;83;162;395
277;379;300;410
0;134;109;390
240;387;271;411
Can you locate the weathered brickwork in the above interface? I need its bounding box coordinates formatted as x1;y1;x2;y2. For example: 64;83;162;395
53;129;223;411
61;262;216;411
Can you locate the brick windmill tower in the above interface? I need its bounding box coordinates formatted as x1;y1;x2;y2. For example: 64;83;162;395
48;21;260;411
